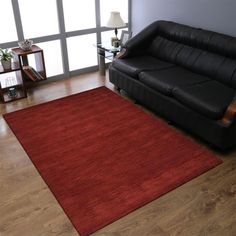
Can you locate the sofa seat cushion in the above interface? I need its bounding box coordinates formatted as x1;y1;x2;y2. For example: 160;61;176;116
173;81;235;119
139;67;211;96
112;55;174;78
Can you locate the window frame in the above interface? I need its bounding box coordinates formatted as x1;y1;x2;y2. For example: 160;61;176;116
0;0;131;80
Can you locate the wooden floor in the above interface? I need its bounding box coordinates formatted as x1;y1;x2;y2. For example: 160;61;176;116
0;72;236;236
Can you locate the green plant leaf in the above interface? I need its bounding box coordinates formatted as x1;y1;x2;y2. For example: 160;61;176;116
0;48;13;61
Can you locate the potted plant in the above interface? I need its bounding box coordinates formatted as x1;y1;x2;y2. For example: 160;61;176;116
0;48;13;70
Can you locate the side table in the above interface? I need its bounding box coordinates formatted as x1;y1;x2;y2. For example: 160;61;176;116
96;43;120;76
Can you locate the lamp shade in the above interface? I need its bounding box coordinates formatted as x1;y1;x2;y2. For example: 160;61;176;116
106;11;126;28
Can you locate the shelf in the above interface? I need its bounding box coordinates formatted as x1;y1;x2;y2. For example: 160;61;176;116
2;87;27;103
0;67;26;103
97;42;121;52
11;45;43;56
13;45;47;82
0;62;21;74
1;84;24;91
1;44;46;103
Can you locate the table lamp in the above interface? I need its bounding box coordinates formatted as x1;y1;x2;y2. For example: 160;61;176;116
106;11;126;46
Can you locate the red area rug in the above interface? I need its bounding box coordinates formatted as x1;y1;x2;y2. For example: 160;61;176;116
3;87;222;236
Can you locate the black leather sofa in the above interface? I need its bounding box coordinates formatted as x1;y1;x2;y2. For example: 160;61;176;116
109;20;236;149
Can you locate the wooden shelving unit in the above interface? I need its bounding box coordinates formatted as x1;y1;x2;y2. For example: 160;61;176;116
0;45;47;103
0;63;27;103
12;45;47;83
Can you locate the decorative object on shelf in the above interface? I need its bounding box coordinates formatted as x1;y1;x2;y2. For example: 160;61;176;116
0;48;13;70
0;70;25;103
111;37;120;47
113;40;120;48
106;11;126;46
8;87;17;98
23;65;45;81
18;39;33;51
6;77;18;98
120;30;132;47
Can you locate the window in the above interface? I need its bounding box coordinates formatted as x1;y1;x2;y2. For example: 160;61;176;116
0;0;130;78
18;0;59;38
63;0;96;32
0;0;18;43
67;34;97;71
36;41;64;77
100;0;128;26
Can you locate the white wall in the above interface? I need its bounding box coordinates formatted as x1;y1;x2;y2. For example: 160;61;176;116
131;0;236;37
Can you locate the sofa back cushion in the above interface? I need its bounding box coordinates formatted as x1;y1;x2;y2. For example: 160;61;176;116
148;21;236;88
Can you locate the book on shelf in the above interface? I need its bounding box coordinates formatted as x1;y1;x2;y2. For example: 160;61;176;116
23;65;45;81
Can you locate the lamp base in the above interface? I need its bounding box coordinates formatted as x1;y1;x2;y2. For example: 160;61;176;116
111;37;119;47
111;37;119;46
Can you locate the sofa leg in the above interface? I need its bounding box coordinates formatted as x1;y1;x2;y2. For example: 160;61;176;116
115;86;121;92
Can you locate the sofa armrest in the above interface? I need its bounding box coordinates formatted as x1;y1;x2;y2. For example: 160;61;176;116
115;48;127;60
221;100;236;124
120;21;160;58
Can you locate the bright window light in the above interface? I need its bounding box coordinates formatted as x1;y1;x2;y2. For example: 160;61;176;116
67;34;97;71
63;0;96;32
35;41;64;77
18;0;59;38
0;0;18;43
